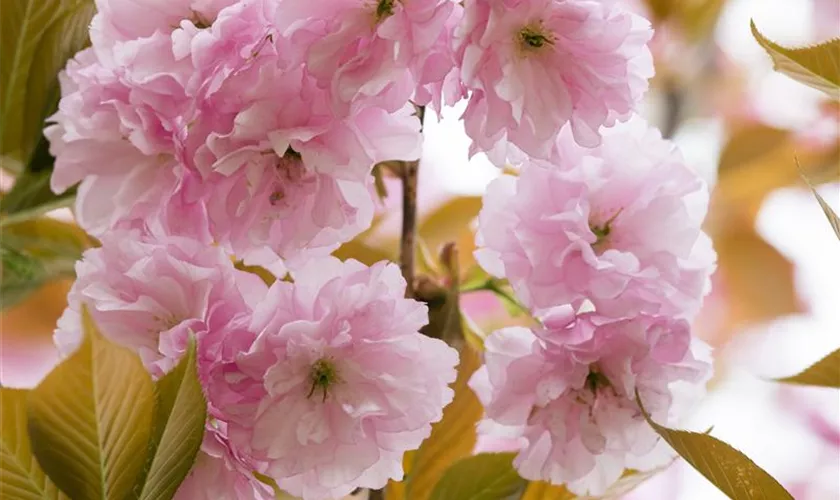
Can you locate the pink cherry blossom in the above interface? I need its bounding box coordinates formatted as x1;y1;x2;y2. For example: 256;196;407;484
49;0;423;264
54;229;265;378
274;0;462;112
475;116;716;318
204;258;459;499
455;0;653;164
470;311;711;496
44;45;190;236
91;0;237;44
173;0;422;260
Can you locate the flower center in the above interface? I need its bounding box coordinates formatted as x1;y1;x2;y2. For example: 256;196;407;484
269;148;305;206
518;24;554;51
191;10;212;29
589;209;623;251
375;0;396;23
308;357;341;402
584;368;611;393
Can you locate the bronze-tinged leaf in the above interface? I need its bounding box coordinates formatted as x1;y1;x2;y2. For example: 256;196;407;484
711;125;838;225
751;21;840;99
137;336;207;500
0;388;67;500
429;453;525;500
520;481;575;500
332;239;395;266
799;167;840;241
520;466;672;500
717;125;790;176
27;308;155;500
638;393;793;500
418;196;483;256
775;348;840;388
403;345;484;500
713;227;803;332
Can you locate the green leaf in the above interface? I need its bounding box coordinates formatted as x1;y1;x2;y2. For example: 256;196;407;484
0;388;68;500
751;21;840;99
0;217;90;309
1;167;76;226
137;336;207;500
429;453;525;500
638;392;793;500
1;0;95;171
27;308;156;500
0;244;48;308
775;348;840;388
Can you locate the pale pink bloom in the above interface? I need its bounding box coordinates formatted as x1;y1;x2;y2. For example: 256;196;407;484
198;155;376;267
91;0;237;44
274;0;461;112
45;46;190;236
54;230;265;378
176;2;422;259
470;312;711;495
455;0;653;164
205;258;459;499
475;116;715;318
175;433;274;500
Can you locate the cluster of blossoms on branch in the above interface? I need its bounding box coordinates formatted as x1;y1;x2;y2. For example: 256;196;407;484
470;116;716;495
45;0;714;497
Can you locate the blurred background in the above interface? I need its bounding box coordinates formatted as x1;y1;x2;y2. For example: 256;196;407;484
2;0;838;498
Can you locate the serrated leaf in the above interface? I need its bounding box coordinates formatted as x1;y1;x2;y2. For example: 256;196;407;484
0;388;68;500
775;348;840;388
27;308;156;500
1;0;95;171
429;453;525;500
137;336;207;500
404;345;483;500
751;21;840;99
638;392;793;500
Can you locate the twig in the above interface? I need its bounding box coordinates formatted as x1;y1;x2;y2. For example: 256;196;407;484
661;81;683;139
399;105;425;298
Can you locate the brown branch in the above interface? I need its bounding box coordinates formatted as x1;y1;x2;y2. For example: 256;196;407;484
399;105;425;298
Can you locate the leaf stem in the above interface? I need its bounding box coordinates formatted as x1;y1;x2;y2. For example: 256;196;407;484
460;278;531;316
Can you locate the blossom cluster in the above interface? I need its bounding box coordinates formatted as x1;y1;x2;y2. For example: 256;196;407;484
43;0;711;497
470;113;716;494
